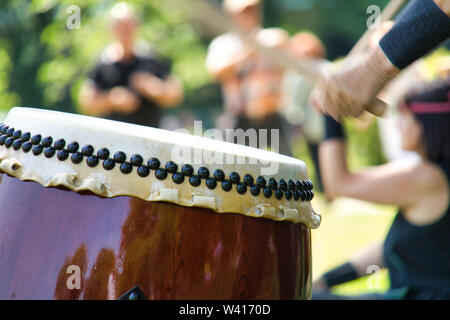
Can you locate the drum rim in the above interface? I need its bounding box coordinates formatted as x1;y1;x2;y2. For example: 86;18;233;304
0;107;321;228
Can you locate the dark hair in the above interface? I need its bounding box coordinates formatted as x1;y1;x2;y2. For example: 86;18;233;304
404;78;450;163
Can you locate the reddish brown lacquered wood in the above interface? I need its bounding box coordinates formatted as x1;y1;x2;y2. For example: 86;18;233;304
0;173;311;299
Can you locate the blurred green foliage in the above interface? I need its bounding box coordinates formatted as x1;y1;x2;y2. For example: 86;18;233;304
0;0;448;166
0;0;212;113
266;0;391;59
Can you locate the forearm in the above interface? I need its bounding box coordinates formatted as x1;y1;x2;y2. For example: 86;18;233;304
79;85;114;116
434;0;450;15
319;140;350;199
316;242;384;290
379;0;450;70
319;116;351;199
349;242;384;276
139;77;183;107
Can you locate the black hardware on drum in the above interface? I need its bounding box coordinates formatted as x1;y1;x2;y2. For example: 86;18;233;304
0;123;314;202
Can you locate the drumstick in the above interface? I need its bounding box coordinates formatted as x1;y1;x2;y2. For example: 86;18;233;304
187;0;405;117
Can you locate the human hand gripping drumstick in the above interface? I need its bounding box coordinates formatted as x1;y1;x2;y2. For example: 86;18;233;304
309;46;400;119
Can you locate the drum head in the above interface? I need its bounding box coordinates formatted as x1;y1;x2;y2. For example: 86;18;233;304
0;107;320;228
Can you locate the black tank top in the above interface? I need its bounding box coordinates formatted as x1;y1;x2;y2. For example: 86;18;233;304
383;162;450;298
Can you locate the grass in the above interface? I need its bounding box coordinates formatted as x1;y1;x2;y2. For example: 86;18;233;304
310;194;396;296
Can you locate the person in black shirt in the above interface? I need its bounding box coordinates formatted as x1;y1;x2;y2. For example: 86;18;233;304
313;79;450;299
79;2;183;127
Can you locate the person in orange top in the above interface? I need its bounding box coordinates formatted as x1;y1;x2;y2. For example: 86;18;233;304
206;0;292;155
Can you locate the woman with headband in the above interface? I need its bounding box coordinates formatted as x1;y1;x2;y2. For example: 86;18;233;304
314;79;450;299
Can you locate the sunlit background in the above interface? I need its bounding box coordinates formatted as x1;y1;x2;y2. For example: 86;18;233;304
0;0;449;296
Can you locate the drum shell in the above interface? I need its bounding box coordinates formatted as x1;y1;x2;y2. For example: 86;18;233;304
0;173;311;299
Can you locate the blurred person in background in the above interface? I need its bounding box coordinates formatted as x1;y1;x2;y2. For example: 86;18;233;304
79;2;183;128
281;31;327;190
206;0;292;155
313;78;450;300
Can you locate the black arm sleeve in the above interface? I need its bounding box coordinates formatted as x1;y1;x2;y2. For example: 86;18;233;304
379;0;450;69
322;262;360;288
323;115;345;142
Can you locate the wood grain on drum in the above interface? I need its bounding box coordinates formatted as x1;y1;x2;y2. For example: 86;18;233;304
0;173;311;300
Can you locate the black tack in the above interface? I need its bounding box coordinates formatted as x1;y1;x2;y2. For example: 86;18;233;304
243;174;254;186
103;158;115;170
120;162;132;174
229;172;240;184
263;187;273;198
296;180;303;191
147;157;160;170
274;189;283;200
31;134;42;145
12;130;21;140
86;155;99;167
268;178;278;190
181;164;194;177
0;134;7;145
303;190;310;201
113;151;126;163
279;179;287;191
198;167;210;179
288;179;296;191
97;147;110;160
0;125;8;134
12;139;22;150
67;142;79;153
293;191;301;201
6;127;14;137
57;149;69;161
285;190;293;200
71;152;83;164
302;180;309;190
165;161;178;174
221;180;232;192
236;183;247;195
20;132;31;142
300;191;307;201
53;139;66;150
81;144;94;157
172;172;185;184
44;147;56;158
205;177;217;189
189;175;201;187
130;154;143;167
22;142;32;153
4;137;13;148
213;169;225;181
137;165;150;177
41;136;53;148
155;168;167;180
32;144;43;155
250;185;260;196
